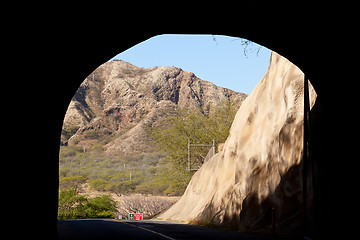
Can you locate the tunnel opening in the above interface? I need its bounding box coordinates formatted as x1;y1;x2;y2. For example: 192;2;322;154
58;34;263;219
57;34;329;239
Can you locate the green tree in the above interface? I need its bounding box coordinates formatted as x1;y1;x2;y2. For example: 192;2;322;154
83;195;117;218
151;100;240;171
58;189;87;219
148;100;240;195
160;163;193;196
59;175;86;191
62;125;80;140
104;180;136;195
90;179;107;191
58;189;117;219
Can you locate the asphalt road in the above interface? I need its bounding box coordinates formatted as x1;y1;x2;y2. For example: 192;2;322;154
57;218;301;240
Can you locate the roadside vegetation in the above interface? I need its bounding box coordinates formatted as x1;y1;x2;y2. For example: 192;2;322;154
58;189;116;219
59;152;189;197
58;100;240;219
150;99;239;171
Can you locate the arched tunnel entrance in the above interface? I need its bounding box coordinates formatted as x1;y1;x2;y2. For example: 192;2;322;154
54;32;336;239
58;34;269;218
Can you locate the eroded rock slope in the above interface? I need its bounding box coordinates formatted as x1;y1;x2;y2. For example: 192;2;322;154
62;60;246;155
159;52;317;233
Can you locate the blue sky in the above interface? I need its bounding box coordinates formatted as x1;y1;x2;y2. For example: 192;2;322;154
109;34;272;94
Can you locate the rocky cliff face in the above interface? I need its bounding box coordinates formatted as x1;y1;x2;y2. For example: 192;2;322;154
62;60;247;155
159;52;317;233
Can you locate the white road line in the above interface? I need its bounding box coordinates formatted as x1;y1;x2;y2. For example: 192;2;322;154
112;219;177;240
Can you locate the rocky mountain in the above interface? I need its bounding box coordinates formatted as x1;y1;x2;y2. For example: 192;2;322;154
159;52;318;233
61;60;247;156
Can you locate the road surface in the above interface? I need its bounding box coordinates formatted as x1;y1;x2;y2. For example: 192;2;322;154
57;218;301;240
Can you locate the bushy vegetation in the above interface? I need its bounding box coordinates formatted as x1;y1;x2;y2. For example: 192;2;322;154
58;189;117;219
62;125;80;140
59;99;240;218
150;100;240;170
59;150;191;197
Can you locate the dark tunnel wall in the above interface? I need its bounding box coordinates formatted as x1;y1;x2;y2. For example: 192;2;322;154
31;17;343;238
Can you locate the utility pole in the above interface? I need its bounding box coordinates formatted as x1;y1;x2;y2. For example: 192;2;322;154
187;138;215;171
212;139;215;156
188;138;191;172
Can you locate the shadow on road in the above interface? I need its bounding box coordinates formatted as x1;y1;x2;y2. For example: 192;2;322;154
57;219;304;240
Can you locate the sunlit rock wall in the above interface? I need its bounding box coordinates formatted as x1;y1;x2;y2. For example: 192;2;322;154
159;52;317;233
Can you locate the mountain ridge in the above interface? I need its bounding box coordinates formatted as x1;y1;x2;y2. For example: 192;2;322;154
61;60;247;156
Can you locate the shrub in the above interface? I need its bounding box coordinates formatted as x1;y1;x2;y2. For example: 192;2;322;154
84;130;99;139
83;195;117;218
59;175;86;191
58;189;87;219
104;180;136;195
59;145;84;158
90;179;107;191
90;142;104;152
62;125;80;139
136;179;168;195
58;190;117;219
150;100;240;171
